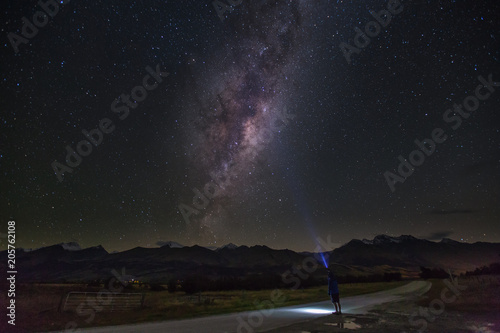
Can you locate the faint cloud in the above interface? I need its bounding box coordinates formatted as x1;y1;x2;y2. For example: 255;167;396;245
428;209;478;215
423;231;454;241
463;159;499;176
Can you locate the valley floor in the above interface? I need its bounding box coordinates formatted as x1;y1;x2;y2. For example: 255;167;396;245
264;299;500;332
265;276;500;333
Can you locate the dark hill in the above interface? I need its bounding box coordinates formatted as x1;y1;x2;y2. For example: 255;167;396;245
2;235;499;283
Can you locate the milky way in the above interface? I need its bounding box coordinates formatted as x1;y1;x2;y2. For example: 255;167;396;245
3;0;498;252
179;1;313;243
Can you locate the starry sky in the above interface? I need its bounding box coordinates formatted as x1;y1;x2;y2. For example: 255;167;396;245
0;0;499;253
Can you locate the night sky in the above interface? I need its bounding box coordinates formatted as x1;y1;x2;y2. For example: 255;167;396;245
1;0;499;253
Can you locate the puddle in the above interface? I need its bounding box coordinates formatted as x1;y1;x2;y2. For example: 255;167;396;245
324;317;362;330
467;323;497;333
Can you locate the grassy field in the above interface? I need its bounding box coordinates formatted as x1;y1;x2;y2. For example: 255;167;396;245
6;280;408;332
417;275;500;313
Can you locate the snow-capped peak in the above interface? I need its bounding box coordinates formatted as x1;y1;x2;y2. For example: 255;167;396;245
360;235;417;245
159;241;184;248
60;242;82;251
219;243;238;250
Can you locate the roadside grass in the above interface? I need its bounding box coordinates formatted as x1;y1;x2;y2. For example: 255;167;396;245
10;280;408;332
417;275;500;313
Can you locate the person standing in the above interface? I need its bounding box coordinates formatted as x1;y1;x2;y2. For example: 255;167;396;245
328;270;342;315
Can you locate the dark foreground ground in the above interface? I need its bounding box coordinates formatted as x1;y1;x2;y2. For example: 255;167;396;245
265;276;500;333
265;301;499;332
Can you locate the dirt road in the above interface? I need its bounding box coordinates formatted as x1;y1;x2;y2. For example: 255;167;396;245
61;281;430;333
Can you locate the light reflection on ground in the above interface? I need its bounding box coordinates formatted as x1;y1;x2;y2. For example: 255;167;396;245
325;317;362;330
293;308;333;314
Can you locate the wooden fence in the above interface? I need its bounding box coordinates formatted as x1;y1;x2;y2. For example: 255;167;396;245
61;292;145;312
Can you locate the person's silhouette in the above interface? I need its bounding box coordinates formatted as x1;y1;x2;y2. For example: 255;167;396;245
327;270;342;315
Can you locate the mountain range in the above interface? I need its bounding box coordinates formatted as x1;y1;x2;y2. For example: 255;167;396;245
2;235;499;283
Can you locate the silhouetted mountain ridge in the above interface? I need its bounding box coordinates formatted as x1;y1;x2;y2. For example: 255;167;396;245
333;235;500;272
2;235;499;283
